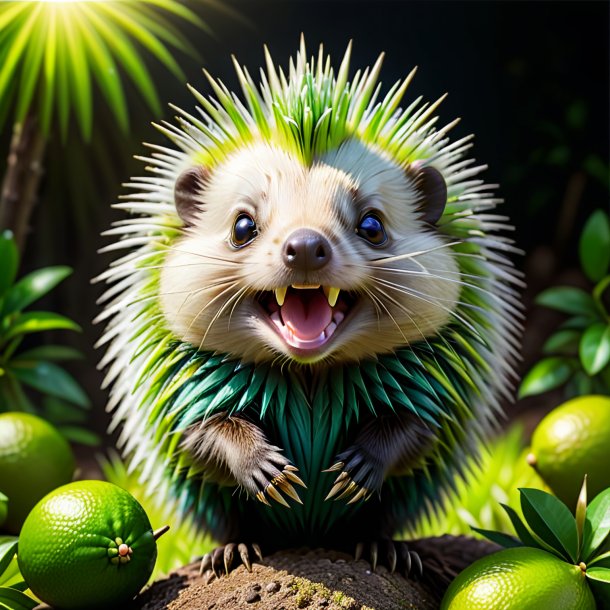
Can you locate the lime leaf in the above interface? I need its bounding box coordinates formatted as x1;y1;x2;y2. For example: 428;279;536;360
586;567;610;609
583;488;610;561
12;345;83;363
0;586;37;610
580;323;610;376
576;477;588;553
536;287;598;317
4;312;81;341
10;362;90;408
0;541;17;578
500;503;543;549
2;266;72;316
56;425;100;446
580;210;610;282
518;357;575;398
0;231;18;298
470;527;523;548
590;550;610;569
542;329;581;355
520;488;579;562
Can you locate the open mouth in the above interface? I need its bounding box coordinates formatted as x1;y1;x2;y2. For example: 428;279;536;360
258;285;355;353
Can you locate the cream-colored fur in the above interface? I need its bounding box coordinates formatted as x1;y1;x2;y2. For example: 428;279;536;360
160;139;460;364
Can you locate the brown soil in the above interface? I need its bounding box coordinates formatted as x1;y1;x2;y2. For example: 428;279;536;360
132;549;438;610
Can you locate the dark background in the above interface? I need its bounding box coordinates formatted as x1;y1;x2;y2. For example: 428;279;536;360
4;0;609;439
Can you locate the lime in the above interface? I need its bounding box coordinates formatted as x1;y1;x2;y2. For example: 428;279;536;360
528;395;610;508
0;412;74;533
17;480;160;609
441;547;595;610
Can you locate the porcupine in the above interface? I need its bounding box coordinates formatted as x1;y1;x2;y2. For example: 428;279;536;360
96;39;522;582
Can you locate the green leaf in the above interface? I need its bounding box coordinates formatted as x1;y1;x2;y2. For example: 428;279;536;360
2;266;72;316
580;210;610;282
580;323;610;375
0;586;37;610
542;329;581;355
518;357;575;398
10;362;89;408
0;231;18;297
520;488;579;563
56;425;100;446
582;488;610;561
586;567;610;609
536;287;598;317
4;312;81;342
576;477;588;555
500;503;543;550
12;345;83;363
471;527;523;548
0;541;17;579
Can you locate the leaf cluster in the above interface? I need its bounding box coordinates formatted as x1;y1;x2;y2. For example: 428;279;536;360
0;538;35;610
520;209;610;399
0;0;208;140
0;231;97;445
476;480;610;607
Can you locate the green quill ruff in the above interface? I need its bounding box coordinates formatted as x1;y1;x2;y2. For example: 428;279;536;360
97;39;522;538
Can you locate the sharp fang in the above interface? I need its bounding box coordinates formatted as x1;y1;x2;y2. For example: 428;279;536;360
292;284;320;289
324;286;340;307
275;286;287;306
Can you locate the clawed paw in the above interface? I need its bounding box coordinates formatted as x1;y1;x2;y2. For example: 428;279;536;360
355;540;423;579
323;445;383;504
200;542;263;580
252;462;307;508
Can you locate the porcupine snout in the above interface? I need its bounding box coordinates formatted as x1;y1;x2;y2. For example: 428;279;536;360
282;229;332;272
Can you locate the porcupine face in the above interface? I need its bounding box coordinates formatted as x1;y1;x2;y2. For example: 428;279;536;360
160;138;460;364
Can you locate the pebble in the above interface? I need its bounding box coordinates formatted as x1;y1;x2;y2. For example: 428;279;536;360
265;581;280;593
245;591;261;604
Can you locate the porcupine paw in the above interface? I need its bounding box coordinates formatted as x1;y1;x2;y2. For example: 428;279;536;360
355;540;423;579
323;444;384;504
242;445;307;508
199;542;264;581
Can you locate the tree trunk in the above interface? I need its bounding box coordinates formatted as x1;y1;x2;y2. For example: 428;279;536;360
0;114;47;253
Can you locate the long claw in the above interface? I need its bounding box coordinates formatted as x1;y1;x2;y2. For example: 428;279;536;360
266;484;290;507
284;465;299;472
334;471;349;484
277;480;303;504
238;543;251;572
212;547;224;578
370;541;378;572
335;481;357;501
256;491;272;506
401;544;412;577
284;470;307;488
355;542;364;562
323;461;344;473
347;486;368;505
325;478;349;501
202;569;215;585
224;543;235;575
199;553;212;576
411;551;423;579
387;543;397;574
252;543;263;562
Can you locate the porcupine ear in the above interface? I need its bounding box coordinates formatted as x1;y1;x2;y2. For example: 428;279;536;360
174;166;209;226
408;162;447;226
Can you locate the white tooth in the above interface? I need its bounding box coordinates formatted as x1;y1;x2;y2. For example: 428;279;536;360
275;286;287;306
333;311;344;325
270;311;282;328
325;322;337;338
324;286;340;307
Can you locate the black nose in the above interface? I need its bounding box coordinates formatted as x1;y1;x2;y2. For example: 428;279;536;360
282;229;332;271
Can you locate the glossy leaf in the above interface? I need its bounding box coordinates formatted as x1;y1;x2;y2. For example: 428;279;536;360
500;503;543;549
518;357;575;398
0;231;18;297
586;567;610;609
536;287;598;317
580;323;610;376
0;587;37;610
0;541;16;578
56;425;100;446
10;361;89;408
582;488;610;561
542;329;581;355
471;527;523;548
12;345;83;363
520;488;579;563
576;477;588;554
580;210;610;282
4;312;81;341
2;266;72;316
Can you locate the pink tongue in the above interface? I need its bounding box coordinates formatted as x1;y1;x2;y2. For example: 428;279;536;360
281;290;332;340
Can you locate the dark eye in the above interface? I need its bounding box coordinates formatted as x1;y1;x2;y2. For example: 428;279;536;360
231;213;258;247
356;213;387;246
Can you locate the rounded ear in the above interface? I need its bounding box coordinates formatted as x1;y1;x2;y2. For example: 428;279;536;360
174;166;209;226
408;163;447;225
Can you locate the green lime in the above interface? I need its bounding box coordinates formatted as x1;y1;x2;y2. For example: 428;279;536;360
18;480;160;609
441;547;595;610
528;395;610;508
0;412;74;533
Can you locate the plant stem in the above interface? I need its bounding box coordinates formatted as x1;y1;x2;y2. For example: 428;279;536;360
0;114;47;253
